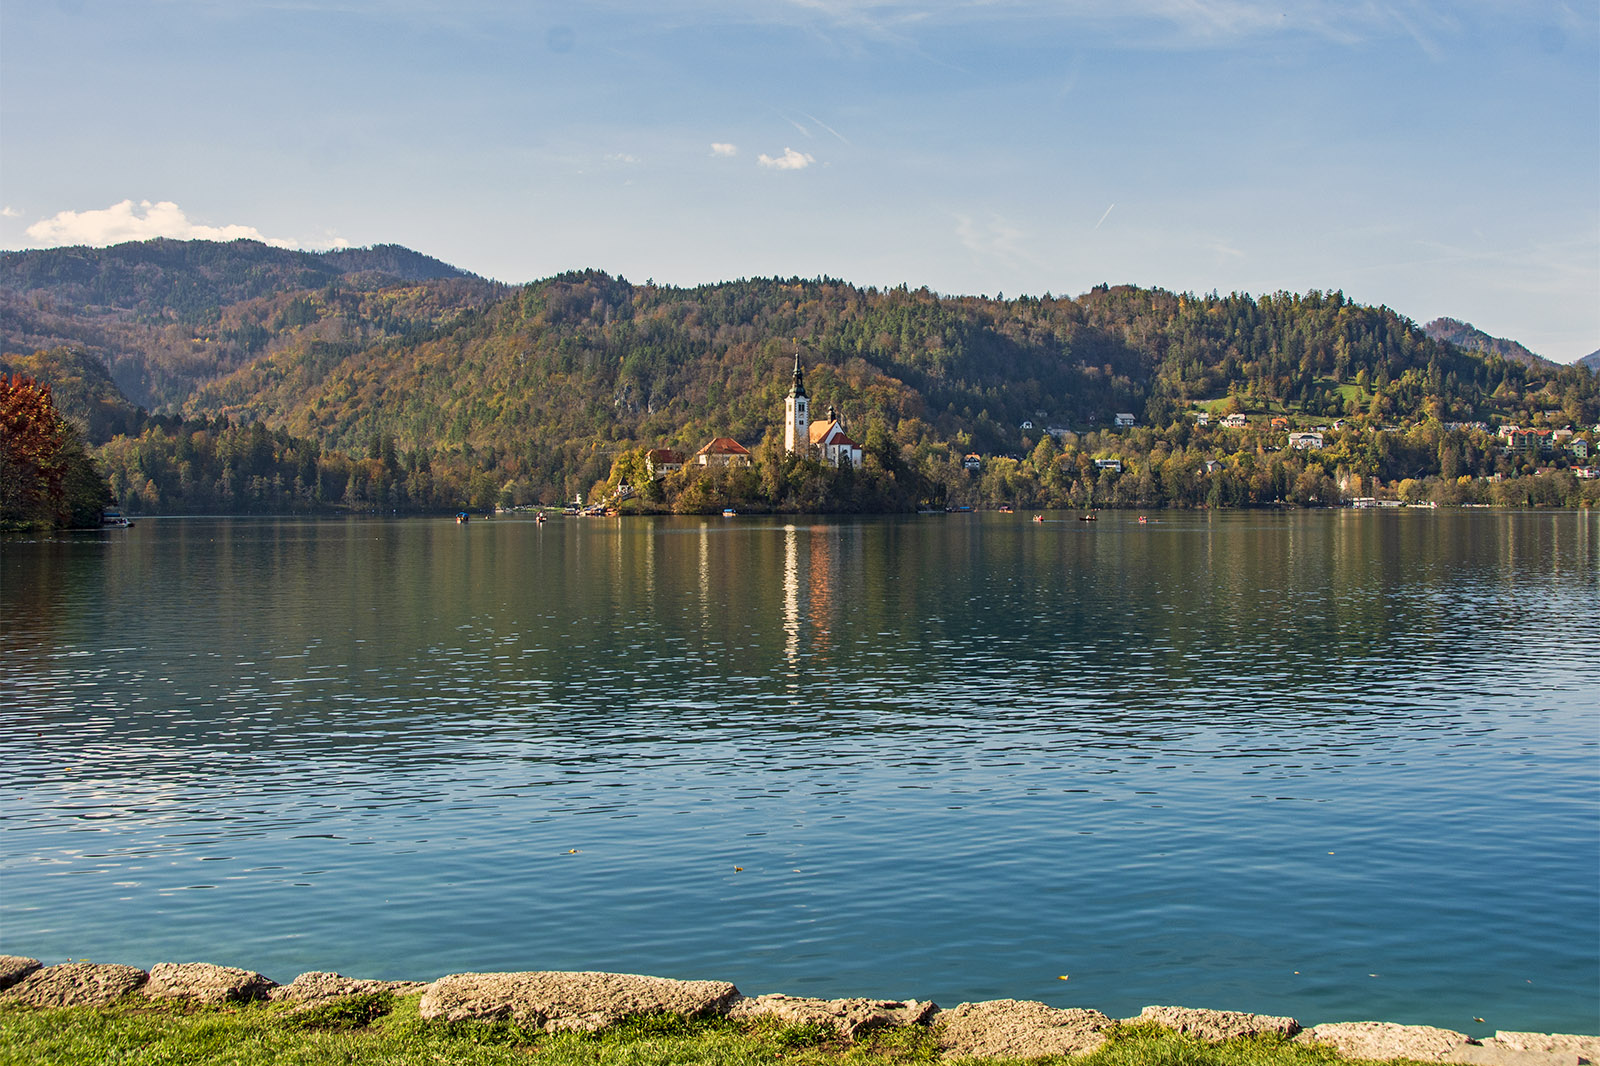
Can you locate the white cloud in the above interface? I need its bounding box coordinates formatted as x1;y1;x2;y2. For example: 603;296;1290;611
1;206;21;218
711;142;739;157
22;199;300;249
606;153;642;164
757;147;815;171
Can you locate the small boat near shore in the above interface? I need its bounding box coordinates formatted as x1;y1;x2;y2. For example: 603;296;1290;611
101;510;133;528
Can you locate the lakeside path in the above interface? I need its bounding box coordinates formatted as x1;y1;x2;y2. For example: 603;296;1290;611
2;957;1596;1065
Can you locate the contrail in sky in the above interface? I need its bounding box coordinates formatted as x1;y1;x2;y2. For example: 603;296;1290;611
1094;203;1116;230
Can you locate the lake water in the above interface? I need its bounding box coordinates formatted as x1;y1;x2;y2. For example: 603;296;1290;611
2;511;1597;1036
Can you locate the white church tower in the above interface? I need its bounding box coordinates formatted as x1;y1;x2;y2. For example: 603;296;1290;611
784;351;809;455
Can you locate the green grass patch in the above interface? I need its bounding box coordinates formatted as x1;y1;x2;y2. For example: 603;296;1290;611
0;1000;1438;1066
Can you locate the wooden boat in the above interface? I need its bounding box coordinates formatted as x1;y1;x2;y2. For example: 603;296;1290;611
1078;514;1097;522
1032;514;1044;522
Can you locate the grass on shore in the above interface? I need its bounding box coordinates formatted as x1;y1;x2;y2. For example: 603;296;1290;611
0;994;1431;1066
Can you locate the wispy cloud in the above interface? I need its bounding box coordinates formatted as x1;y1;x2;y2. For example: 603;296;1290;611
954;211;1032;267
711;142;739;157
1;206;21;218
758;147;816;171
802;112;851;144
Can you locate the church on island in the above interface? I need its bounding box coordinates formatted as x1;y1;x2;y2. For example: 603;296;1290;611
783;354;862;467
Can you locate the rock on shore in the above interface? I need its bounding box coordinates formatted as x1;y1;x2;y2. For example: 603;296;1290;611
144;962;277;1004
0;957;42;991
935;1000;1113;1059
0;963;147;1008
727;993;938;1037
1;953;1595;1064
417;970;740;1030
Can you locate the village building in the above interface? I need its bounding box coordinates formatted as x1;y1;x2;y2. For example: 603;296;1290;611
784;356;862;467
1222;413;1248;428
694;437;753;468
1288;431;1325;450
645;448;685;478
1113;412;1136;427
1095;458;1123;473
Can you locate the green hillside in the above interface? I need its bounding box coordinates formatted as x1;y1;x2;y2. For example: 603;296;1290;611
4;241;1597;514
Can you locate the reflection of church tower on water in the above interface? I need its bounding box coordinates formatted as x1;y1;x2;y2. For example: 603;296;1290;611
784;351;809;455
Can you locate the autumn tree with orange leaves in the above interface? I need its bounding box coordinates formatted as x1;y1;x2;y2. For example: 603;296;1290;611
1;374;112;529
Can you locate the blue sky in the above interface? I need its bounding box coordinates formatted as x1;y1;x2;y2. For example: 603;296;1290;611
2;1;1596;361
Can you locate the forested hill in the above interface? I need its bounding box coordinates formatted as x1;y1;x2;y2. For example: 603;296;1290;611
0;239;474;312
0;240;500;411
4;239;1596;513
186;271;1596;500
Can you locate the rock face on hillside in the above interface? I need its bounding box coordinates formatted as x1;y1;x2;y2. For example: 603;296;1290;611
0;963;148;1007
1137;1004;1301;1040
726;993;938;1037
934;1000;1113;1059
143;962;276;1004
417;971;740;1030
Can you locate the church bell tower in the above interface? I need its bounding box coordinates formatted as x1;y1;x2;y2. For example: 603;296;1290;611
784;351;809;455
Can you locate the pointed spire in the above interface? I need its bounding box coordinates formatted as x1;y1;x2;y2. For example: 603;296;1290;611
789;346;807;398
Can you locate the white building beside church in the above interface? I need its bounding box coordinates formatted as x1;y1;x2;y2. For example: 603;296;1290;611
785;355;863;467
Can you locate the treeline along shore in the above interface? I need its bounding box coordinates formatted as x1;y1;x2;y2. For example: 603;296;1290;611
2;954;1597;1065
4;240;1599;525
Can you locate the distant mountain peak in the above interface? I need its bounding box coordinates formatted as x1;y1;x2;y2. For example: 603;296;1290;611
1422;317;1555;371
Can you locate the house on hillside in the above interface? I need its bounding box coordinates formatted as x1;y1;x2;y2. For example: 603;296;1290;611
646;449;685;478
1288;432;1324;450
694;437;753;468
1195;412;1210;426
1095;458;1123;473
1222;413;1248;428
963;454;983;471
1270;416;1290;430
1114;412;1136;427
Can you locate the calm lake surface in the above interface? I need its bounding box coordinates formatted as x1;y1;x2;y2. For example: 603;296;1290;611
3;511;1597;1034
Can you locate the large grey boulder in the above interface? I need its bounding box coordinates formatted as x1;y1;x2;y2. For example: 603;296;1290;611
143;962;276;1004
726;993;938;1038
0;956;42;991
268;971;424;1005
417;971;740;1030
935;1000;1112;1059
1296;1021;1473;1061
1136;1005;1301;1041
0;962;147;1007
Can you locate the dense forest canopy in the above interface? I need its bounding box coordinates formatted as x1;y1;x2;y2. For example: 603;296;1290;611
3;240;1596;515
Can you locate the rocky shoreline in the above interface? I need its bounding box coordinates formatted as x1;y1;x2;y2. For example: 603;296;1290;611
1;955;1593;1065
